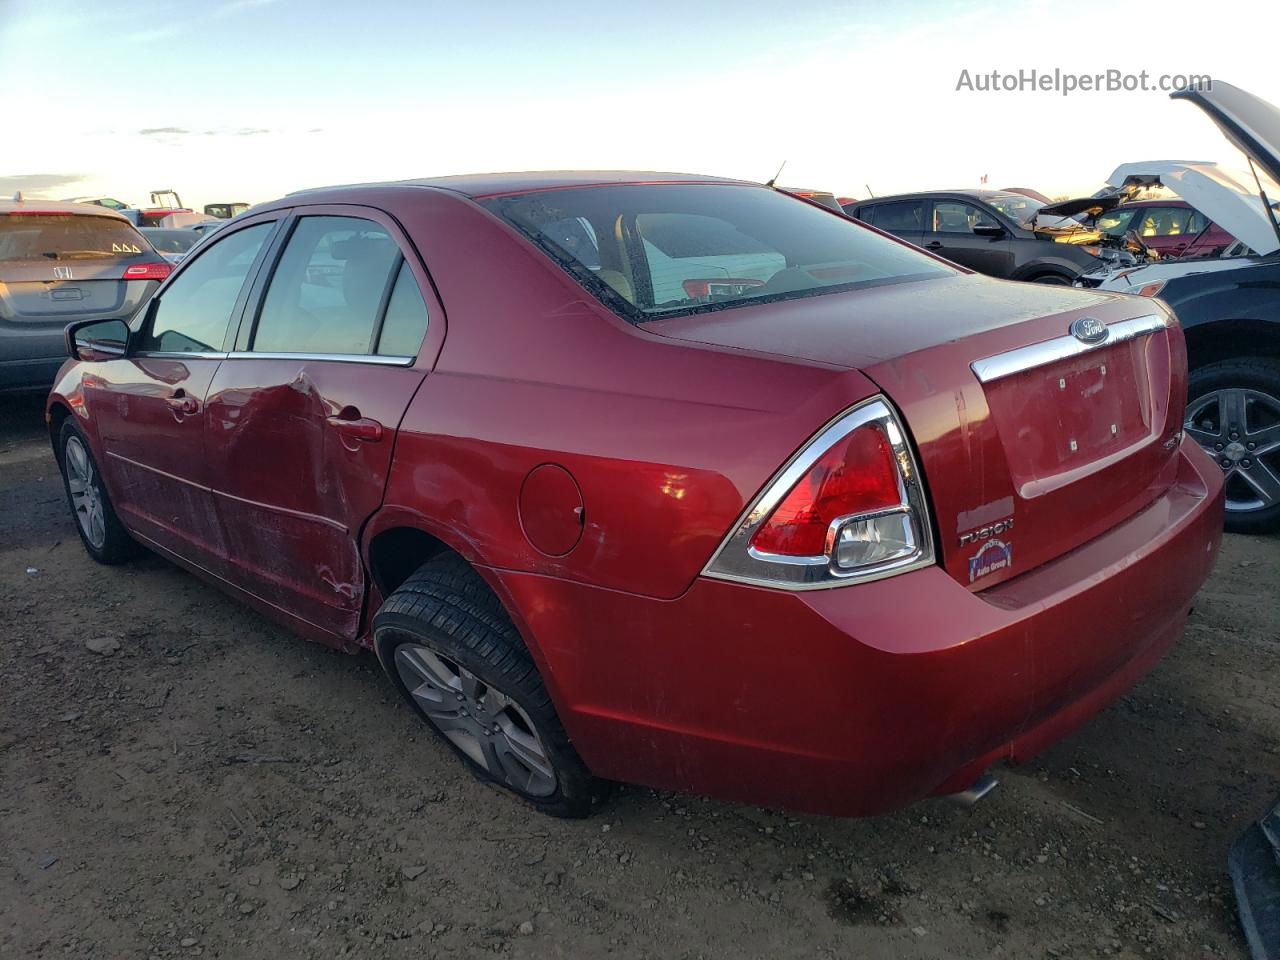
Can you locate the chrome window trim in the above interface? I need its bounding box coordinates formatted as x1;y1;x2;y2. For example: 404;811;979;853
131;350;227;360
702;396;936;591
970;313;1167;384
225;351;415;366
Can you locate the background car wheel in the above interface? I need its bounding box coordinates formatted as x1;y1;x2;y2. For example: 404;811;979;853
1030;273;1071;285
373;553;603;818
1185;359;1280;534
57;419;137;564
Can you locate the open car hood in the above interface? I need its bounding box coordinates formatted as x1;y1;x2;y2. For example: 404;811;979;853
1173;81;1280;189
1106;160;1280;257
1038;195;1122;219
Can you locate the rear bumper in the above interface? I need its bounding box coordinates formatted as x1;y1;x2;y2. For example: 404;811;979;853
494;440;1224;816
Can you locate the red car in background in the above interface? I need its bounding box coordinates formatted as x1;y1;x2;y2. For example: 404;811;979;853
1099;197;1238;258
48;172;1223;818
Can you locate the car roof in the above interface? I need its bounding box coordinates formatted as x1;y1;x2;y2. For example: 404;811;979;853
854;189;1021;204
0;198;131;220
285;170;755;203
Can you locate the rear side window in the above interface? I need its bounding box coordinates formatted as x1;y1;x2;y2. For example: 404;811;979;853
481;185;951;322
252;216;401;355
0;214;150;263
1097;208;1139;237
865;201;925;232
135;223;273;353
375;262;430;357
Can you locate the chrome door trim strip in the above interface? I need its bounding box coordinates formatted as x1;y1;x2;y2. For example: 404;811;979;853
970;313;1167;384
225;351;415;366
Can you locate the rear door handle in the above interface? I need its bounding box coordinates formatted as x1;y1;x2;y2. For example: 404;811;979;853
166;392;199;415
326;415;384;442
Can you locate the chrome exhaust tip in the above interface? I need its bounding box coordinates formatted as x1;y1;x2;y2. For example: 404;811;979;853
947;773;999;807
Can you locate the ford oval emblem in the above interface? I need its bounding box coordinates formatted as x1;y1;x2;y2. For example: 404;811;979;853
1070;316;1108;345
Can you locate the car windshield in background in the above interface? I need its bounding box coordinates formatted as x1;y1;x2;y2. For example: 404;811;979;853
142;229;198;255
481;184;954;322
985;193;1049;225
0;214;149;263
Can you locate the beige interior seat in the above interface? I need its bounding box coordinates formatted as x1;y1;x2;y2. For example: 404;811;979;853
595;269;634;304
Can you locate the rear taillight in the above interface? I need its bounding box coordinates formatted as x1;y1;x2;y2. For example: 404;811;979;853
704;397;934;589
123;262;172;281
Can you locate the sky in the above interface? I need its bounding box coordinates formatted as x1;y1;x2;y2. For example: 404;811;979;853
2;0;1278;211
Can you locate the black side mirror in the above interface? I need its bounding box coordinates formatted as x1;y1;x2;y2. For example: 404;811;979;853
65;318;130;362
973;224;1006;238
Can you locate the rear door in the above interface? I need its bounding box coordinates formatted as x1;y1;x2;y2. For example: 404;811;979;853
204;208;434;643
89;217;278;569
857;200;926;246
0;211;162;389
920;200;1015;276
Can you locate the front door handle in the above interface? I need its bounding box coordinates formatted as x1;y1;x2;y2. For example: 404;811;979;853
326;415;384;443
166;392;199;415
924;241;943;249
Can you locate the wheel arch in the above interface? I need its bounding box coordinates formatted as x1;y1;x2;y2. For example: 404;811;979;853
1182;317;1280;370
361;509;568;703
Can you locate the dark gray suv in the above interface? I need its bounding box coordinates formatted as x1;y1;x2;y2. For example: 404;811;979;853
844;190;1111;284
1;198;170;392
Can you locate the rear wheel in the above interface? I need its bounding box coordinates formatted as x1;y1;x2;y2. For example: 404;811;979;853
374;553;602;818
1185;359;1280;534
57;420;136;564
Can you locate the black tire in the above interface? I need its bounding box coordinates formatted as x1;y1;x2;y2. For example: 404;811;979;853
1030;272;1072;285
57;419;137;564
1186;358;1280;534
373;553;603;818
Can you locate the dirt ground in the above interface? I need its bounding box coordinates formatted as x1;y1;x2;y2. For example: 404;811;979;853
2;393;1277;960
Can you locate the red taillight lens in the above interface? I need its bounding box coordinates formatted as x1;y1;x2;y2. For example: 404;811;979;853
123;262;172;281
749;423;901;557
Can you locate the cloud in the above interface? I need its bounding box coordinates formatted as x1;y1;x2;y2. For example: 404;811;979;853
236;128;271;136
139;127;191;136
0;173;88;196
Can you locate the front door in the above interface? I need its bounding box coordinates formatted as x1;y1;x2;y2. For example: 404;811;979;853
90;219;277;569
203;210;433;642
921;200;1014;276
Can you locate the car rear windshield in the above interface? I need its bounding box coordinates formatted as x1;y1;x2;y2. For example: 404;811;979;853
0;214;151;263
479;184;954;322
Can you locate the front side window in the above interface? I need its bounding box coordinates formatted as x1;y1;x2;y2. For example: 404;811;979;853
135;222;273;353
481;185;951;322
252;216;401;355
932;201;1001;234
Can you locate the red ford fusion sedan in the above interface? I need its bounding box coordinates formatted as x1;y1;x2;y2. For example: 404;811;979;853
48;172;1224;818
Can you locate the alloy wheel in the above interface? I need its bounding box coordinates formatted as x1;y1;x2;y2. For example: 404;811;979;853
65;436;107;549
394;643;558;797
1185;387;1280;514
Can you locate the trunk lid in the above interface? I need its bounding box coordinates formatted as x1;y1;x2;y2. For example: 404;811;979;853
647;274;1186;590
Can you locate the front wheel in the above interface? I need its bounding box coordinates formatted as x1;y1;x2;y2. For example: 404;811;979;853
374;553;603;818
57;419;137;564
1185;359;1280;534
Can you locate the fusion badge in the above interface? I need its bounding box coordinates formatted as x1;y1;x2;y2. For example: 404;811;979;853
968;539;1013;583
